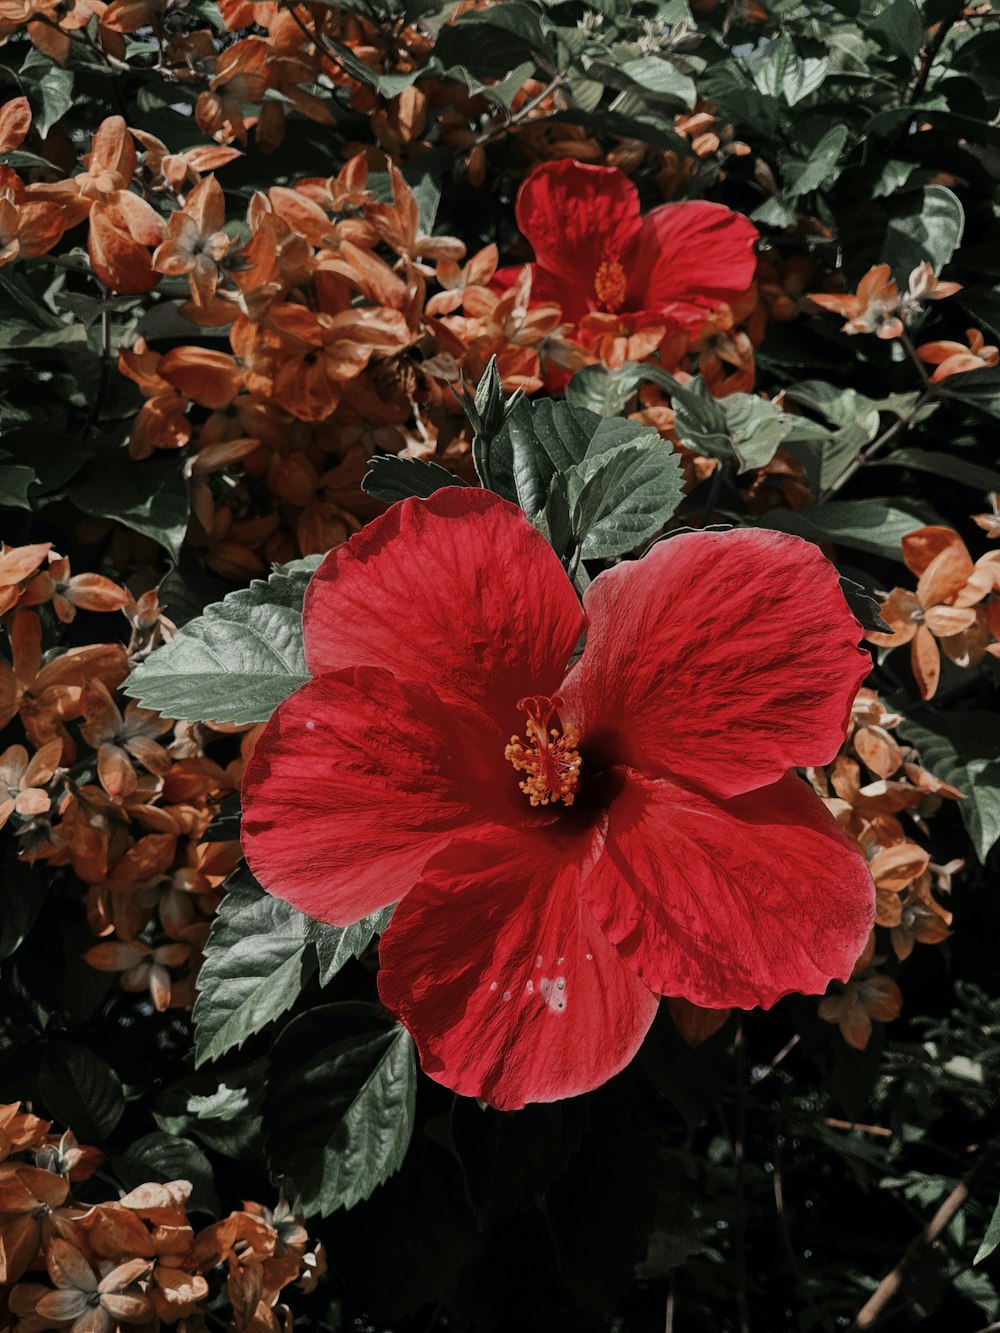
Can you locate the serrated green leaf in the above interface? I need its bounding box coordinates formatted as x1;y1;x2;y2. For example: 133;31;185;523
901;713;1000;862
566;434;683;559
193;869;315;1066
306;907;393;986
264;1002;417;1215
125;565;312;725
363;454;469;503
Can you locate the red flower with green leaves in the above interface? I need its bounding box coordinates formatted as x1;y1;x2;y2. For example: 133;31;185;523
499;159;759;333
241;491;874;1110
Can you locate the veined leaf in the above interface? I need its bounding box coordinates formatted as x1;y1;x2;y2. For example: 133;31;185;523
125;563;312;725
759;497;940;559
307;907;393;987
193;868;316;1067
901;713;1000;863
566;434;683;559
264;1002;417;1215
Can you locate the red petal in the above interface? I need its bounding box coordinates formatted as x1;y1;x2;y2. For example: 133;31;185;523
303;490;583;733
515;160;641;297
242;667;521;925
584;771;874;1008
561;528;869;800
628;201;759;323
377;827;658;1109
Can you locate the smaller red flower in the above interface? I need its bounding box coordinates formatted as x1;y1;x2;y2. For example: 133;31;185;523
500;159;759;337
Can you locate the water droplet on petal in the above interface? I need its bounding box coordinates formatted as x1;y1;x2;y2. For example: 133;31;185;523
585;953;593;961
306;720;315;731
489;981;498;991
556;976;565;990
536;955;543;967
556;956;565;966
502;991;511;1002
526;980;534;994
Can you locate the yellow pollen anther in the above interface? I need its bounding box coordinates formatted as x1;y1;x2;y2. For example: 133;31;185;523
594;257;627;313
504;695;582;808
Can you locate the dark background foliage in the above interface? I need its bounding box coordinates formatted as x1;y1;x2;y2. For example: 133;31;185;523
5;0;1000;1328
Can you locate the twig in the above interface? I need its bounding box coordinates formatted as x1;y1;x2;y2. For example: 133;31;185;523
665;1277;675;1333
904;14;961;106
749;1033;800;1086
280;2;361;84
468;74;568;151
824;1118;893;1138
852;1136;1000;1328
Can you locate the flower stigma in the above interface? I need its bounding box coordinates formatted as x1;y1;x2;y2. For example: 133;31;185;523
505;694;582;807
594;256;627;312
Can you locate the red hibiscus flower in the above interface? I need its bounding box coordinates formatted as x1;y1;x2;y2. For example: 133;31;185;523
501;159;759;332
241;492;874;1109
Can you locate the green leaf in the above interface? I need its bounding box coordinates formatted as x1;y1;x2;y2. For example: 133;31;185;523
900;713;1000;862
586;54;696;109
306;907;393;987
780;123;849;197
362;455;468;503
72;449;189;562
496;398;682;557
935;365;1000;420
870;0;925;59
154;1058;266;1160
20;49;75;137
115;1132;220;1215
758;497;939;559
264;1002;417;1215
744;35;828;105
0;853;50;962
717;395;795;471
37;1043;124;1141
883;186;965;283
869;448;1000;492
975;1194;1000;1264
958;288;1000;340
781;381;882;490
1;428;88;496
125;564;312;725
566;434;684;559
193;868;316;1067
0;459;35;509
565;361;660;417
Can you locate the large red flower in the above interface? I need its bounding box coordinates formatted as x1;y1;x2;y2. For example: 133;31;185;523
503;159;760;331
242;491;874;1109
